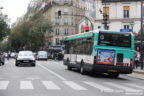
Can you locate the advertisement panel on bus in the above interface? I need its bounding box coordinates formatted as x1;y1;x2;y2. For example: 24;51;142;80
97;49;115;65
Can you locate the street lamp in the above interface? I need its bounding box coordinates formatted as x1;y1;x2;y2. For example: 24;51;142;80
140;0;143;70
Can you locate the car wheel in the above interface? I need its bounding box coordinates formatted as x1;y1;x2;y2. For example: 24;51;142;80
32;64;35;66
15;63;19;66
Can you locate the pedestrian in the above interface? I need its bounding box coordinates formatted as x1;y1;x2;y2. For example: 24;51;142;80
134;51;139;69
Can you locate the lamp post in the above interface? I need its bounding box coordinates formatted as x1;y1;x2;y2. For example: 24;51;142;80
140;0;143;70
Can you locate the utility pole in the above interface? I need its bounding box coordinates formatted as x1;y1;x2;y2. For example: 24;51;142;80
140;0;143;70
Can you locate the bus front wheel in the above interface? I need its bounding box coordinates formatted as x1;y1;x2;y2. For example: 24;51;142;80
108;73;119;78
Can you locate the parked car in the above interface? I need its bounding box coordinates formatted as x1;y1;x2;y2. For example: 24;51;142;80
37;51;48;60
15;51;36;66
0;52;5;65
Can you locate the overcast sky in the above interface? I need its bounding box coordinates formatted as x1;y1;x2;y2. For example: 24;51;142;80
0;0;30;25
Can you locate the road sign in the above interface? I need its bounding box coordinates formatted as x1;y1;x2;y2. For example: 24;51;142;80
120;29;132;32
130;21;135;28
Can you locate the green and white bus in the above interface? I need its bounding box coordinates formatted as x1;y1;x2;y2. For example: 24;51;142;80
63;30;134;77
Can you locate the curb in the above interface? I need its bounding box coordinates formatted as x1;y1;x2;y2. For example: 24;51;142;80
133;70;144;74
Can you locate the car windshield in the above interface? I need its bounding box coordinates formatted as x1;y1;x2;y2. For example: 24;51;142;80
38;51;47;55
18;52;33;56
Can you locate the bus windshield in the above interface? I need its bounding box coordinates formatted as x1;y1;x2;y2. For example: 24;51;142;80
98;31;131;48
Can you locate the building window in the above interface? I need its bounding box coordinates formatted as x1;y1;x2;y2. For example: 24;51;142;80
64;8;68;14
56;38;59;45
54;0;59;3
123;6;129;18
64;17;68;25
64;28;68;35
124;25;129;29
55;18;59;25
55;8;59;14
56;28;60;35
103;7;109;19
64;0;68;3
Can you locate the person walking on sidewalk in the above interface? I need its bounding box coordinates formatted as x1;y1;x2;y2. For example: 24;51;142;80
134;51;139;69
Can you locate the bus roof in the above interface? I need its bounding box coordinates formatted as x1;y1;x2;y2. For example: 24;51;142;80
64;30;133;41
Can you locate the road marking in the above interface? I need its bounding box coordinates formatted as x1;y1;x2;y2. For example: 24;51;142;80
126;83;144;90
42;81;60;90
84;81;114;92
63;81;87;90
20;81;34;90
105;82;142;93
38;64;66;81
0;81;9;90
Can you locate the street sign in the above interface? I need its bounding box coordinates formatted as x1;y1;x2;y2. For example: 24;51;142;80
120;29;132;32
130;21;135;28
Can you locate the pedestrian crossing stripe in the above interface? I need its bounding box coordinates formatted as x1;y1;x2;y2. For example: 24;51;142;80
0;81;9;90
63;81;87;90
20;81;34;90
0;80;144;93
84;81;114;92
126;83;144;90
104;82;142;93
42;81;60;90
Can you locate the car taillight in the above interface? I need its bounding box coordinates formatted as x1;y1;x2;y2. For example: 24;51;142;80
130;59;133;67
94;56;97;63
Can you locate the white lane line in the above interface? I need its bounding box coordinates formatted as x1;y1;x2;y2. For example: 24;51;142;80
0;81;9;90
105;82;142;93
42;81;60;90
38;64;66;81
84;81;114;92
63;81;87;90
20;81;34;90
126;83;144;90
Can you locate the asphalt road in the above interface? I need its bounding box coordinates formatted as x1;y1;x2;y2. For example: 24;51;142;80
0;59;144;96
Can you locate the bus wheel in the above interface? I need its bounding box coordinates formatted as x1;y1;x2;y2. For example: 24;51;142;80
108;73;119;78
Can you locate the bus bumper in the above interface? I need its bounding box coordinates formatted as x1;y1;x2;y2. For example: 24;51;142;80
93;64;133;74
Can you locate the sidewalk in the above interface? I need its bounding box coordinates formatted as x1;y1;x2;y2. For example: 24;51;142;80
127;67;144;80
133;67;144;74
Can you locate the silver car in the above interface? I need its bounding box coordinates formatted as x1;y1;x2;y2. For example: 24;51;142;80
15;51;36;66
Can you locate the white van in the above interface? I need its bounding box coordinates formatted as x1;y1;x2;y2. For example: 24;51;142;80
37;51;48;60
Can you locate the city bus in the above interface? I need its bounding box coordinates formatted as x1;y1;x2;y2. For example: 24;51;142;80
63;30;134;77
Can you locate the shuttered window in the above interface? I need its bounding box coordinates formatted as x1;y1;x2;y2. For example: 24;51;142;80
103;7;109;19
123;6;129;18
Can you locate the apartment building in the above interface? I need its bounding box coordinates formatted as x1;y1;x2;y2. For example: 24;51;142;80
43;0;88;46
95;0;141;33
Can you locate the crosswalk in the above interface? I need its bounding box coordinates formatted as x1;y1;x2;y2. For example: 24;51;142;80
0;80;144;93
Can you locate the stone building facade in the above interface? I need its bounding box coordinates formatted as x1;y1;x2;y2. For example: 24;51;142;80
95;0;141;33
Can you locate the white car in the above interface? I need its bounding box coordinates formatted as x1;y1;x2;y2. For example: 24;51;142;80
10;52;16;58
37;51;48;60
15;51;36;66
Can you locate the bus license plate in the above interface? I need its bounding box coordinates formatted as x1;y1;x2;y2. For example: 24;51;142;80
108;70;117;72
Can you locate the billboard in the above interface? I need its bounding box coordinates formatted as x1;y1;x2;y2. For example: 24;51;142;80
97;49;115;65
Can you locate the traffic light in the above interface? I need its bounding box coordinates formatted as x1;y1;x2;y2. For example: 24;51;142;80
58;10;61;19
